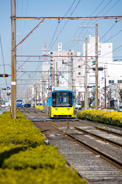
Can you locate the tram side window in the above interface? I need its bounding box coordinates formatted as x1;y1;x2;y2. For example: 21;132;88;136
68;92;72;107
52;93;56;106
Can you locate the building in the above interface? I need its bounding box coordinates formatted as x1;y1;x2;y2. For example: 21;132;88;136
82;35;122;107
50;43;74;91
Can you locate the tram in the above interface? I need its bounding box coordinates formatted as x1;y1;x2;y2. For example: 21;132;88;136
16;99;23;107
47;90;74;118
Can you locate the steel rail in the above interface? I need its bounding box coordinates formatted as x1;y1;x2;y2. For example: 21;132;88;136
74;127;122;148
66;133;122;169
79;119;122;137
95;126;122;137
46;121;122;169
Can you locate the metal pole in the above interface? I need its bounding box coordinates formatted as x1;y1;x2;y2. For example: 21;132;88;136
85;38;88;109
104;65;106;108
95;24;98;110
68;50;73;90
56;62;58;87
42;76;44;106
11;0;16;119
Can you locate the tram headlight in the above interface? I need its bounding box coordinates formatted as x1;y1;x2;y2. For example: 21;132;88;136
54;109;58;111
67;108;71;111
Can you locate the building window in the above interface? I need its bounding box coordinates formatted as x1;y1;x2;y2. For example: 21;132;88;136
118;80;122;84
109;45;111;48
109;80;114;84
78;72;81;75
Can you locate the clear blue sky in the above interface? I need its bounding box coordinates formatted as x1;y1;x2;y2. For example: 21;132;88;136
0;0;122;99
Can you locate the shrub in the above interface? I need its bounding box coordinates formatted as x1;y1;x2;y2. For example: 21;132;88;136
77;109;122;127
2;145;66;169
0;144;28;167
0;110;87;184
0;111;45;146
0;168;87;184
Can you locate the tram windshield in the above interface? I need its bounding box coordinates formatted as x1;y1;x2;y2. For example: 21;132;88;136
52;92;72;107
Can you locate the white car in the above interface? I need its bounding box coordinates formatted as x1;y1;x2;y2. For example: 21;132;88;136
75;103;82;110
1;104;6;108
118;106;122;112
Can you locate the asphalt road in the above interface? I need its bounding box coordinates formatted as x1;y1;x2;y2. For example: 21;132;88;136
0;107;10;115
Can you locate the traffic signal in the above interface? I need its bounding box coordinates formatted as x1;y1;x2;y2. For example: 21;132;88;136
2;88;6;90
7;92;11;96
92;67;103;71
0;74;8;77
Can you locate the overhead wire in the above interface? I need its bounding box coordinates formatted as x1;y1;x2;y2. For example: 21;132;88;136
65;0;120;53
48;0;77;50
86;19;122;57
49;0;82;50
63;0;106;49
83;0;120;55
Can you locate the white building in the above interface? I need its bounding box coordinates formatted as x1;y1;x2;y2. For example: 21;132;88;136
82;35;122;107
73;52;84;102
50;43;74;91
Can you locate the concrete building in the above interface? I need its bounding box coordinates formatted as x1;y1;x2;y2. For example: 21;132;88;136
50;43;74;91
82;35;122;107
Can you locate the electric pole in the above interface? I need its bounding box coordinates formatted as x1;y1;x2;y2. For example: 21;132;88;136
104;64;106;108
68;50;73;91
42;76;44;106
84;38;88;109
11;0;16;119
95;24;98;110
80;24;98;110
56;62;58;87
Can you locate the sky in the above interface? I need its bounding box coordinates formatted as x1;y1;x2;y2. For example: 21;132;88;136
0;0;122;99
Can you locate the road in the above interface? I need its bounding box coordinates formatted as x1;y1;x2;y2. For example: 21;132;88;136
0;107;10;115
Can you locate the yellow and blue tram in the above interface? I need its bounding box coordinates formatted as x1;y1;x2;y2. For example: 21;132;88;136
47;90;74;118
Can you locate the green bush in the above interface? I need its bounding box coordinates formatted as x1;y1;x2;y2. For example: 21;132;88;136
0;110;87;184
0;168;87;184
0;111;45;146
0;144;28;167
2;145;66;169
77;109;122;127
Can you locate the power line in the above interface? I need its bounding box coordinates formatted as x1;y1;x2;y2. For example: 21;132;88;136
48;0;78;49
63;0;106;49
64;0;120;51
49;0;82;50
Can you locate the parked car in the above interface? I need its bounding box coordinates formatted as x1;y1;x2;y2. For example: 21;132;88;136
75;103;82;110
1;104;6;108
118;106;122;112
23;104;31;108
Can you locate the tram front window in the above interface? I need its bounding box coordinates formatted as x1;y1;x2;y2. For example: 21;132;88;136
52;92;72;107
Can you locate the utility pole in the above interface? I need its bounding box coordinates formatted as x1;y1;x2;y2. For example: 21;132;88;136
84;38;88;109
42;76;44;106
104;64;106;108
56;62;58;87
11;0;16;119
95;24;98;110
80;24;98;110
68;50;73;91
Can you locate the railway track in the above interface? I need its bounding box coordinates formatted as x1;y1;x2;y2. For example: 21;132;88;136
21;108;122;184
